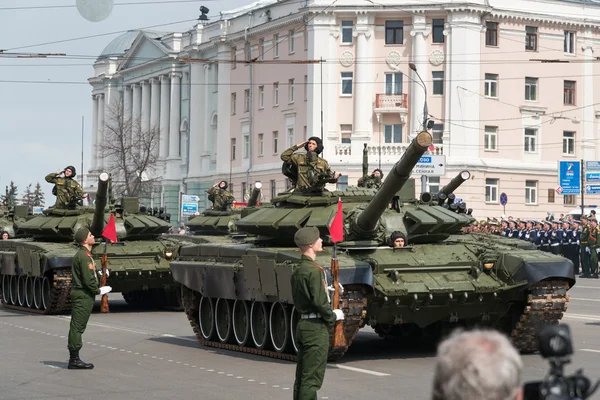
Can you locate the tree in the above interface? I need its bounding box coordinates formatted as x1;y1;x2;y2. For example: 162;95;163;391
21;184;33;208
1;181;18;207
33;182;45;207
98;98;161;198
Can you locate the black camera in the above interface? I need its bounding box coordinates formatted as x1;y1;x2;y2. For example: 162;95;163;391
523;324;599;400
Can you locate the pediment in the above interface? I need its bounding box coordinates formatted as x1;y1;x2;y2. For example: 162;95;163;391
119;32;170;71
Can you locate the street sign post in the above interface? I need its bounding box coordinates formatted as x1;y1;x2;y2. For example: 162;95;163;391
500;192;508;214
558;160;581;195
415;155;446;176
586;172;600;183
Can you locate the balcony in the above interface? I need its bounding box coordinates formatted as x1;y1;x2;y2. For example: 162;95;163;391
374;93;408;114
367;143;444;157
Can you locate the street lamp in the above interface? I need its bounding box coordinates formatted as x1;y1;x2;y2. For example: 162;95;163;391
408;62;428;131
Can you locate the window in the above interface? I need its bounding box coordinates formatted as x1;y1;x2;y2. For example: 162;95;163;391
525;180;537;204
274;34;279;57
273;82;279;106
273;131;279;154
564;81;575;105
564;31;575;54
270;180;277;199
304;75;308;101
525;77;537;101
524;128;537;153
484;126;497;151
385;20;404;44
427;177;440;193
564;195;576;205
231;138;236;160
432;19;445;43
485;179;498;203
432;123;443;144
432;71;444;95
484;74;498;98
231;93;236;115
341;72;353;95
548;188;555;203
563;131;575;155
341;124;352;144
289;78;295;103
486;21;498;46
385;72;403;95
258;133;264;156
243;134;250;159
384;124;402;143
336;175;348;191
244;89;250;112
289;29;295;53
259;38;265;60
287;127;294;146
525;26;537;51
231;46;237;69
258;86;264;108
246;42;251;61
341;21;353;44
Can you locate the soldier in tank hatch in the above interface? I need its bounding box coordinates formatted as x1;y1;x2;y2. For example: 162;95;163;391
45;166;88;209
1;231;9;240
357;168;384;189
389;231;406;248
281;136;341;192
206;181;235;212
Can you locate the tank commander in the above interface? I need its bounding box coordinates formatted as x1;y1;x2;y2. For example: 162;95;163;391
45;166;88;209
357;168;384;189
389;231;406;248
206;181;235;212
281;136;340;191
1;231;9;240
290;226;343;400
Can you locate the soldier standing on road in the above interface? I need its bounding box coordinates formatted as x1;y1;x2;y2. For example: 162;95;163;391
291;226;344;400
571;220;581;275
45;166;88;209
206;181;235;212
67;227;112;369
591;218;600;279
281;137;341;192
580;216;591;277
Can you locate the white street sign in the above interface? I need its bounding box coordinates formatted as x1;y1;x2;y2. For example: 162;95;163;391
415;155;446;176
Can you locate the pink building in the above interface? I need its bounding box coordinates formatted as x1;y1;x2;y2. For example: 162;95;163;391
90;0;600;224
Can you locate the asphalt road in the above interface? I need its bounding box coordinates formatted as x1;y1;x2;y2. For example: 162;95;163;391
1;282;600;400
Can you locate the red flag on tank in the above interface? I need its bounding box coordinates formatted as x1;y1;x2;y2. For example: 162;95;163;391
329;199;344;243
102;214;118;243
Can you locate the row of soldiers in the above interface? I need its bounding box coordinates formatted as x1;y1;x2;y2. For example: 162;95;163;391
468;216;599;278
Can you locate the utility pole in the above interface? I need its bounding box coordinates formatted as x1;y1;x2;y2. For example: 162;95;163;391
409;62;429;194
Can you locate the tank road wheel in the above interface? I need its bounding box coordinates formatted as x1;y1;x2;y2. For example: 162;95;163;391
41;277;51;310
269;302;291;353
232;300;250;346
2;274;11;304
198;297;215;340
25;276;35;308
215;298;233;344
250;301;270;350
33;277;43;309
9;275;18;305
290;306;301;354
17;275;27;306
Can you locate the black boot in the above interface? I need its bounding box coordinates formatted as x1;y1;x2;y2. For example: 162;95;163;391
68;350;94;370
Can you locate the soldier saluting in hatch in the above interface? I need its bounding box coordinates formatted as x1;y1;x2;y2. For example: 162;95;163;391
280;136;340;191
206;180;235;212
45;166;88;209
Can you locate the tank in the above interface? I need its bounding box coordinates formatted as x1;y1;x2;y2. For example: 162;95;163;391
170;131;574;361
0;172;187;314
0;205;32;238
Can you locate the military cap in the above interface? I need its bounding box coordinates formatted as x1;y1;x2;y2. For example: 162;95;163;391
390;231;406;242
488;221;498;226
543;221;552;226
294;226;320;246
573;220;581;224
581;215;589;220
74;227;90;244
479;220;487;226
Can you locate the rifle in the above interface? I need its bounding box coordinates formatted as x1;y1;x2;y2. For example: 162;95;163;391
100;238;109;313
331;243;347;348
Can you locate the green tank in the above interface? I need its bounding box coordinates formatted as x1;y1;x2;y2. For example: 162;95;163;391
1;205;32;238
170;131;574;361
0;173;186;314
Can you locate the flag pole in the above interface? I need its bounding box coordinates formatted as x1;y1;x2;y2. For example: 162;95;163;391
330;198;347;349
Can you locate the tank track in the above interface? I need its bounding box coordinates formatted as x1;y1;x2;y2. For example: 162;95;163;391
181;285;367;361
1;269;72;315
509;280;570;353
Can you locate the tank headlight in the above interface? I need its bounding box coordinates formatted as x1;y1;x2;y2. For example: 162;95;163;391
165;249;174;260
483;262;494;270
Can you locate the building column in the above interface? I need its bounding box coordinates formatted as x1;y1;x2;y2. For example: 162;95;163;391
123;85;133;123
159;75;171;161
150;78;161;156
352;13;375;155
166;72;182;178
91;95;99;171
410;14;430;135
132;83;141;131
188;62;204;178
582;31;595;160
97;94;105;169
216;44;231;175
141;80;151;133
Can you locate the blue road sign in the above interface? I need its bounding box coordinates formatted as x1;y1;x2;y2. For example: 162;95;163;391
586;161;600;171
558;160;581;195
500;192;508;206
586;185;600;195
181;202;198;216
586;173;600;182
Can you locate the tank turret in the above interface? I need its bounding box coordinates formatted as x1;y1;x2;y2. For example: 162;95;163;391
439;170;471;196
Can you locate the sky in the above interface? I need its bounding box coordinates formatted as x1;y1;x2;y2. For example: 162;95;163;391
0;0;249;203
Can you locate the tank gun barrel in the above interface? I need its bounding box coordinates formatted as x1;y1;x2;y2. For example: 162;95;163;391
90;172;110;238
439;170;470;195
362;143;368;177
354;131;432;235
247;182;262;207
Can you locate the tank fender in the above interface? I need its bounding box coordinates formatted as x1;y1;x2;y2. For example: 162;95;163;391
324;263;374;288
512;260;575;288
43;256;74;274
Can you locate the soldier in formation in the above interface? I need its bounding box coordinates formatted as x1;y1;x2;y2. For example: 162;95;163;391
281;136;340;192
46;166;88;209
206;181;235;212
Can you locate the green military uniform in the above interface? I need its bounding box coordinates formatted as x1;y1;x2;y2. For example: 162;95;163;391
67;228;100;369
357;175;382;189
291;227;336;400
45;172;84;209
281;145;335;191
581;220;591;277
590;221;599;277
207;186;234;211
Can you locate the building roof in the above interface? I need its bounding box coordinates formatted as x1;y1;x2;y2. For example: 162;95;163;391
98;30;169;60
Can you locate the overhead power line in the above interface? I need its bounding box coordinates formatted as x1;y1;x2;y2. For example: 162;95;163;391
0;0;209;11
